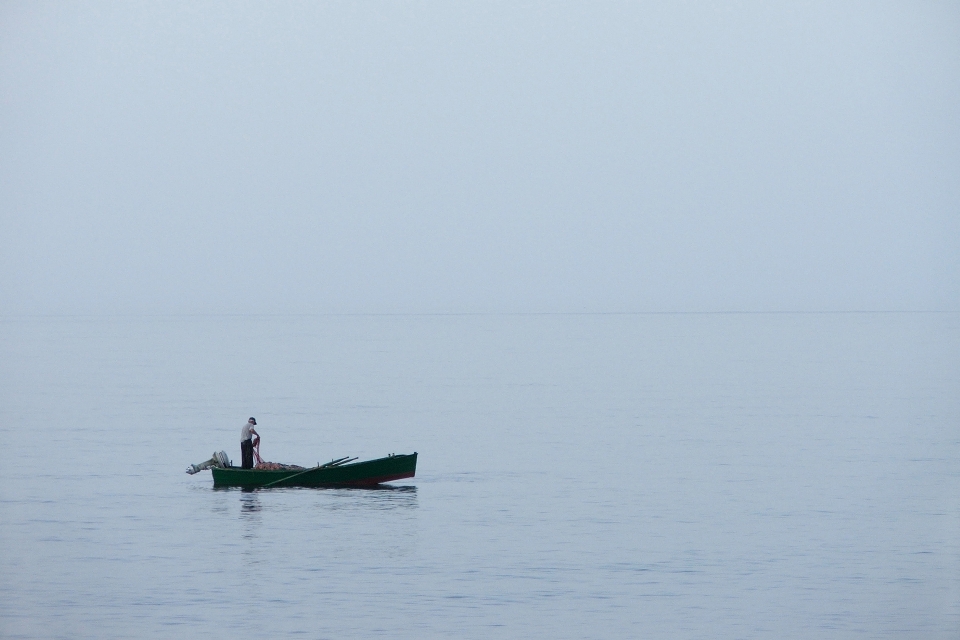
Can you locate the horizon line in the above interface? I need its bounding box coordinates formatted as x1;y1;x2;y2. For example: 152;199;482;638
1;309;956;319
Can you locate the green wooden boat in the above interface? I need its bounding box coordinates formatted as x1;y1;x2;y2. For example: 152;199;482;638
210;452;417;488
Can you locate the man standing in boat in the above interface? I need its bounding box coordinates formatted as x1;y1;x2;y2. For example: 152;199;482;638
240;417;259;469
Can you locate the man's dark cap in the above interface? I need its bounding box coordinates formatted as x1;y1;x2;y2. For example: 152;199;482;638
249;417;257;425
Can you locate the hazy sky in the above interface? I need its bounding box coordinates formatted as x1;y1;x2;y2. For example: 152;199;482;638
1;1;958;314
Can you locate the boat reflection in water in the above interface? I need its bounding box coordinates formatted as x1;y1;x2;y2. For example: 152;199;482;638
321;484;418;512
226;483;419;511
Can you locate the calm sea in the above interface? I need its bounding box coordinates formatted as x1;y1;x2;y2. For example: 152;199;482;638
0;313;957;639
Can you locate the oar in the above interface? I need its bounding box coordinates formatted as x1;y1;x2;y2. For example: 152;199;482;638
320;456;352;468
258;456;353;489
325;456;358;467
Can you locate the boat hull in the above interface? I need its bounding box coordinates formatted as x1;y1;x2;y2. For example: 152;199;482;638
210;453;417;488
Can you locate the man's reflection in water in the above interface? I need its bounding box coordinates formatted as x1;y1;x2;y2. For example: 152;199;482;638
238;491;264;569
240;490;262;544
240;489;262;513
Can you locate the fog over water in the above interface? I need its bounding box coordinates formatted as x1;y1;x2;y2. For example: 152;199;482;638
1;2;958;315
1;4;959;639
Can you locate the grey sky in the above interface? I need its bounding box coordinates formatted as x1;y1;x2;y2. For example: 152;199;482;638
1;1;957;314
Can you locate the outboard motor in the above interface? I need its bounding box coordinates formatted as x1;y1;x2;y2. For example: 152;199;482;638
186;451;231;474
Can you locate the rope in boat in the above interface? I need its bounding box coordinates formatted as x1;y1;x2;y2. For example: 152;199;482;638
252;435;264;466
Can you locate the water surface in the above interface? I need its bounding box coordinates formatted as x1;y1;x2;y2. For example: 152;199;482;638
1;313;957;638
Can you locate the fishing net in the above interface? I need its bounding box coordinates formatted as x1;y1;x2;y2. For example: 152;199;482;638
251;437;304;470
254;462;306;471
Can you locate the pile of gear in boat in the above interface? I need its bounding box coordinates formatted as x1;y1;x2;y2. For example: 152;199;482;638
253;461;305;471
186;451;304;473
186;452;360;475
